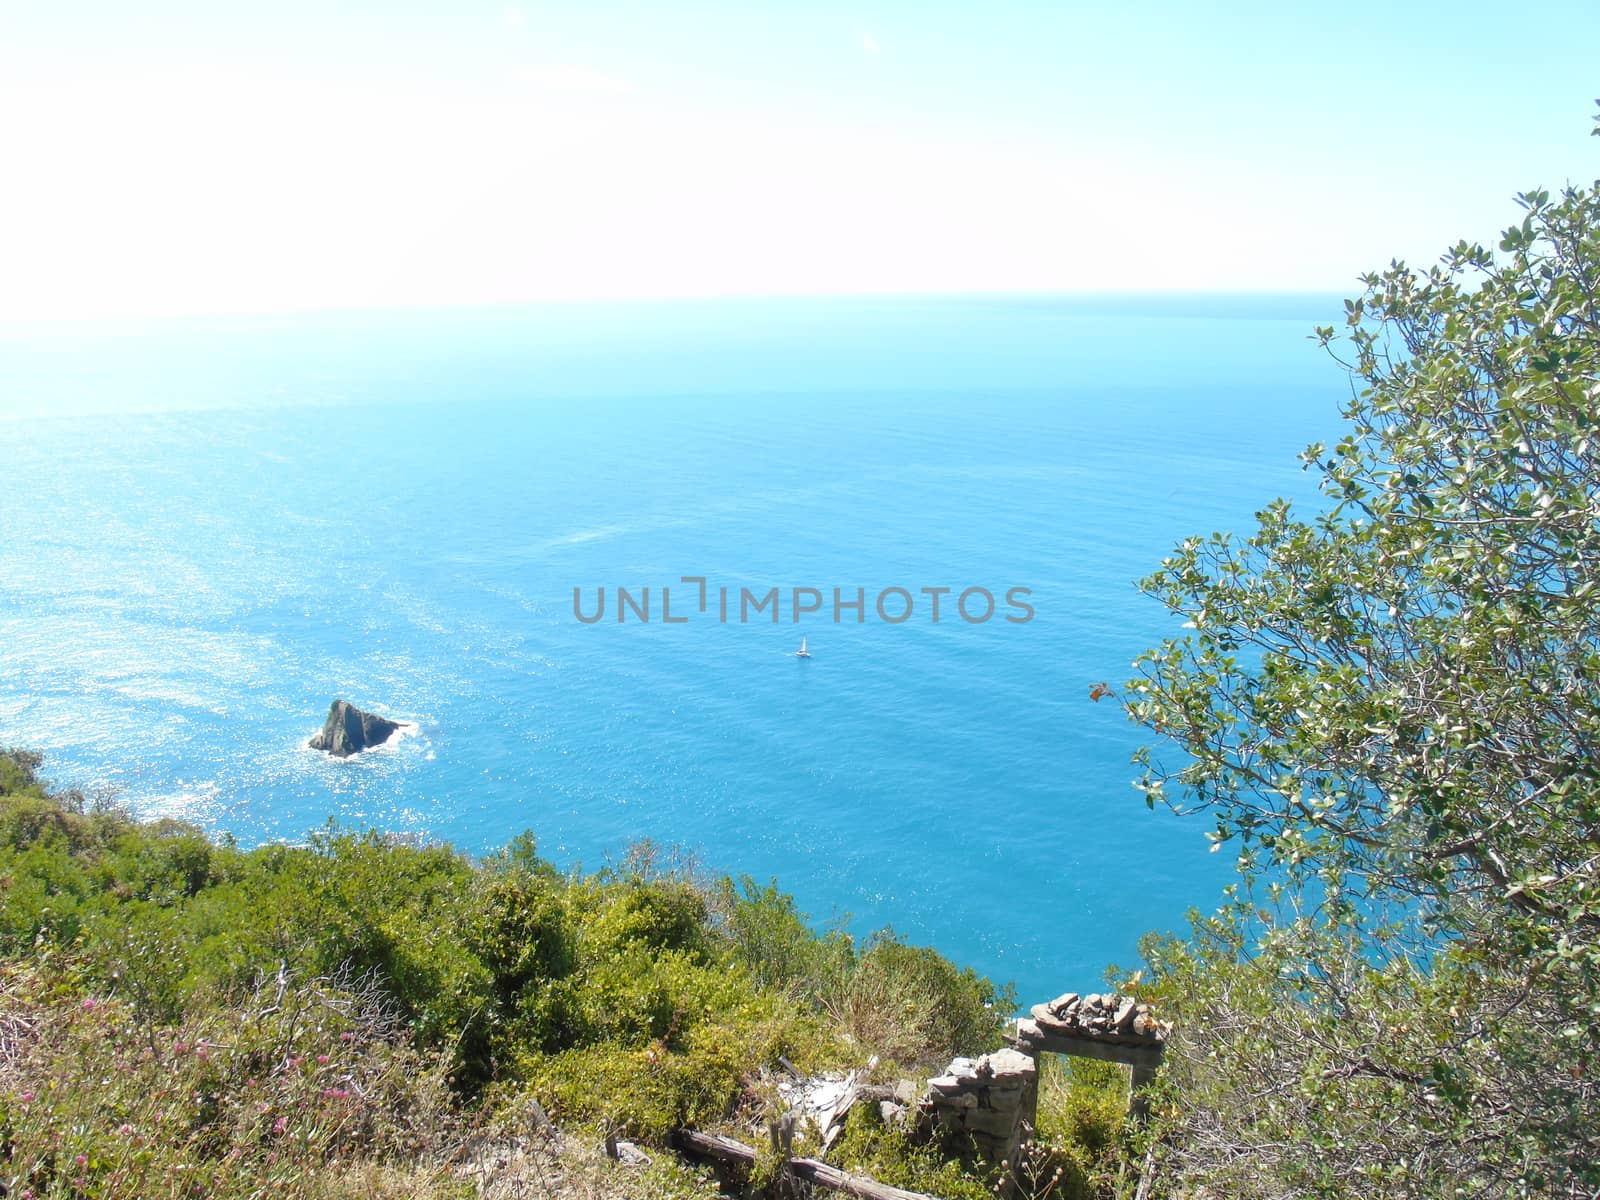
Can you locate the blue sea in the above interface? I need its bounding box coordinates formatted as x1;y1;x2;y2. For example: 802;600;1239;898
0;294;1344;1005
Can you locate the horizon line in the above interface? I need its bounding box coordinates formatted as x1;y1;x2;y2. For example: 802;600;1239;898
0;284;1363;332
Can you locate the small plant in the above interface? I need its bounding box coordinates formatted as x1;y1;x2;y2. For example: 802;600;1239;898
1029;1054;1133;1199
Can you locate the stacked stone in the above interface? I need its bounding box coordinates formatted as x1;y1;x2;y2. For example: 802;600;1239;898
1027;992;1169;1046
921;1048;1037;1162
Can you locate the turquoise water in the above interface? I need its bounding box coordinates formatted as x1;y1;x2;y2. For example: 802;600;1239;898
0;294;1343;1003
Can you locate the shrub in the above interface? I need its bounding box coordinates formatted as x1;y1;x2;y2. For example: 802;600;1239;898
579;879;711;961
827;931;1010;1068
713;874;853;1001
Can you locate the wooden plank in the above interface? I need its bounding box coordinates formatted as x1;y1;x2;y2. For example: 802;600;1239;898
1132;1145;1157;1200
790;1156;941;1200
672;1128;941;1200
671;1128;758;1167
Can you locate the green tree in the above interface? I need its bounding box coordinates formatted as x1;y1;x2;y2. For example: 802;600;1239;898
1124;109;1600;1197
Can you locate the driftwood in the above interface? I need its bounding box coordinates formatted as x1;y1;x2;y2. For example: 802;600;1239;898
672;1128;940;1200
816;1072;859;1153
672;1129;759;1167
1132;1144;1157;1200
790;1157;938;1200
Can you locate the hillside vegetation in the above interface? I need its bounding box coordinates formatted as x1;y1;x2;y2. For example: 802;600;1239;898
0;748;1133;1200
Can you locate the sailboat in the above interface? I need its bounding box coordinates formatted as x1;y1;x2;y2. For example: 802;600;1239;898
795;636;812;659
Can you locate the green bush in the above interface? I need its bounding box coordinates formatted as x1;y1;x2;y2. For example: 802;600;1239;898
469;870;576;996
714;874;853;1000
579;878;711;961
0;839;96;952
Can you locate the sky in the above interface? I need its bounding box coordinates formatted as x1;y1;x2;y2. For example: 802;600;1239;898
2;0;1598;321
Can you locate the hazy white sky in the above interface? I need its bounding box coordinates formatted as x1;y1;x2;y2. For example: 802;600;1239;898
3;0;1598;320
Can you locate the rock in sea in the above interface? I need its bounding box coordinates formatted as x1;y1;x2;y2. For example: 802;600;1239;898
309;699;401;758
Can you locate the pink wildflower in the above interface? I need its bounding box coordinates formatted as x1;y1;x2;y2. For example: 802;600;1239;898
320;1087;350;1099
316;1054;330;1065
272;1116;288;1135
117;1123;133;1136
81;998;96;1011
19;1091;33;1103
75;1154;87;1167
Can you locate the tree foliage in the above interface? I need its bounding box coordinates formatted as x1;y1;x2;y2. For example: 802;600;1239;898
1126;109;1600;1196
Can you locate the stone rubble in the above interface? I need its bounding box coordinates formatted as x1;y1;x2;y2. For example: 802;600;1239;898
1027;991;1170;1046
